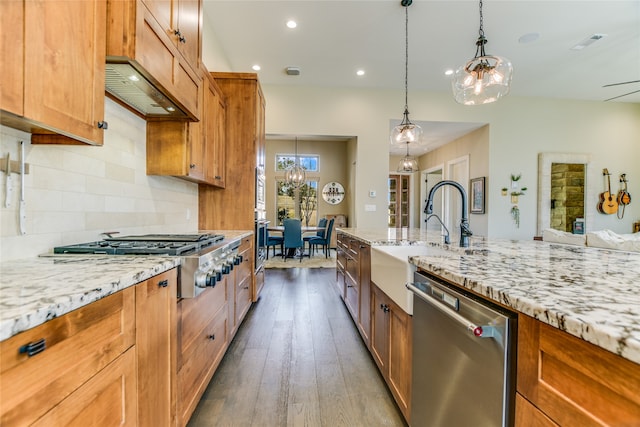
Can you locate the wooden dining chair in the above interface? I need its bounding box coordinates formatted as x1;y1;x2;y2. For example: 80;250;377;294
282;218;303;261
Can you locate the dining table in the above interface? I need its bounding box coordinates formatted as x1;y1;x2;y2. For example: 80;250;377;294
267;225;325;258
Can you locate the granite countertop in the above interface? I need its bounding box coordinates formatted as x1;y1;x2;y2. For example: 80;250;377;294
0;230;252;342
337;228;640;365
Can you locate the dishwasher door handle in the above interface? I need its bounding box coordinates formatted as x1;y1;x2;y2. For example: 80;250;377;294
407;282;493;339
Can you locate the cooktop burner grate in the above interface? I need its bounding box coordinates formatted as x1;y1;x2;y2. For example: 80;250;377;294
53;234;224;256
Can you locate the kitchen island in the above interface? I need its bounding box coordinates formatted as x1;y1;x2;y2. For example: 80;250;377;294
337;227;640;426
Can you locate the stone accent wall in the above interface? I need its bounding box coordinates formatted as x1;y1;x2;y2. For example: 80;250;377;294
550;163;585;232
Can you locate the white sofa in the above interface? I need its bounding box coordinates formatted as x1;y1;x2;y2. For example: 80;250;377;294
542;228;640;252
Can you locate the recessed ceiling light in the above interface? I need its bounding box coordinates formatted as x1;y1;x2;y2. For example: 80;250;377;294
356;69;365;76
444;69;454;76
252;64;261;71
571;33;607;50
286;20;297;29
518;32;540;44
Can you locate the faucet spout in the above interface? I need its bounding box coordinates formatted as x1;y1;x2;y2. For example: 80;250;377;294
424;180;473;247
426;214;450;244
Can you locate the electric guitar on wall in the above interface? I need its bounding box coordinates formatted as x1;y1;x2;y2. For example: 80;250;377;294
597;168;619;215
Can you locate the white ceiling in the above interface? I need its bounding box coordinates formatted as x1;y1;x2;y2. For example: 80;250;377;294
202;1;640;154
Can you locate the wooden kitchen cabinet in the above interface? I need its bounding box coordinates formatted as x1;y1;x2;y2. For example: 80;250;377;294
136;269;178;426
147;67;226;186
0;287;136;426
233;235;254;337
106;0;202;120
0;0;107;146
199;72;265;231
141;0;201;69
178;272;229;426
517;314;640;426
370;282;412;423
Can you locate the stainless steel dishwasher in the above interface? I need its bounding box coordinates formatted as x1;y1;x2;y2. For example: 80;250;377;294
407;271;516;427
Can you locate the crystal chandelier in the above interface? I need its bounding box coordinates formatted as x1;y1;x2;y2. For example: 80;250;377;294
284;137;306;188
452;0;513;105
390;0;423;146
397;142;418;172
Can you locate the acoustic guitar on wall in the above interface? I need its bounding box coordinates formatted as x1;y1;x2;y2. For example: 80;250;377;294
597;168;619;215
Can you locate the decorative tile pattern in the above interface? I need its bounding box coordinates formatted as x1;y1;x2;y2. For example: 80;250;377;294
338;228;640;365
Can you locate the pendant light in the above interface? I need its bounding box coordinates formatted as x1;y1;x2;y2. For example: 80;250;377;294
390;0;423;146
397;142;419;172
285;137;306;188
452;0;513;105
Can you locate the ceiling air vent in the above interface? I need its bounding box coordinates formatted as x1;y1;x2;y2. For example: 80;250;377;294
286;67;301;76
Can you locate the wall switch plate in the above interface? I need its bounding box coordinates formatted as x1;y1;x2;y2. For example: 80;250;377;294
369;190;376;197
365;204;376;212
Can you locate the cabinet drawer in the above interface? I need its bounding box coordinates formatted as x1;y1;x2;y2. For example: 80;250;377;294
345;274;359;320
178;303;228;425
236;274;252;324
32;347;137;427
179;278;228;368
0;288;135;426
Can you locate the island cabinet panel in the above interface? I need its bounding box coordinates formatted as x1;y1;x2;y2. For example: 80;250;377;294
136;268;178;426
515;393;559;427
370;282;412;423
106;0;202;120
335;233;348;298
517;314;640;426
177;274;229;427
0;287;135;426
357;242;371;346
0;0;106;145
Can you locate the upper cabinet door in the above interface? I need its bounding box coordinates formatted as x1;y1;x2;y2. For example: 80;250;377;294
0;1;24;116
24;0;106;145
176;0;201;69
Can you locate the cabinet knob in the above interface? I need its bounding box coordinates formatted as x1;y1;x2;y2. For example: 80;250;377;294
190;164;196;169
207;334;215;340
97;121;108;130
158;279;169;288
380;304;390;313
215;175;222;180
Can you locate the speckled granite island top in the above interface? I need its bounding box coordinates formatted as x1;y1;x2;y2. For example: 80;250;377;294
0;230;252;342
338;228;640;365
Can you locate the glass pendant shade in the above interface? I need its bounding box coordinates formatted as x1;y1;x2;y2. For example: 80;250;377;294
397;143;418;172
390;111;424;146
390;1;423;146
452;53;513;105
452;0;513;105
397;155;419;172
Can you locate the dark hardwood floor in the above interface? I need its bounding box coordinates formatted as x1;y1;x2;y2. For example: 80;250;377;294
187;267;406;427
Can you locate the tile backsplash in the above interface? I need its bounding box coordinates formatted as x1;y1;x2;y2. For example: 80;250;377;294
0;99;199;261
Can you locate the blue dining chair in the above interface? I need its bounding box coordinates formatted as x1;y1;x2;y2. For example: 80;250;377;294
265;229;284;259
308;217;334;258
282;218;303;261
304;218;327;256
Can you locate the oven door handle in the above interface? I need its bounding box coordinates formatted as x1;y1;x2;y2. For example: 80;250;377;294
407;282;496;339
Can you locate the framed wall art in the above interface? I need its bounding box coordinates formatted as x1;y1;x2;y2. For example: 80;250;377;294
470;177;485;214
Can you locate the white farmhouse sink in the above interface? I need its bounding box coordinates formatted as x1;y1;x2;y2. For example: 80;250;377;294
371;245;449;315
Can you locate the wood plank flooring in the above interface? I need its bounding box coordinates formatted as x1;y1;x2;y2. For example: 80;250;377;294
187;267;407;427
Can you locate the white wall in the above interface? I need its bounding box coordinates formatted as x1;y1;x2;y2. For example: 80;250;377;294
0;99;199;261
262;84;640;238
